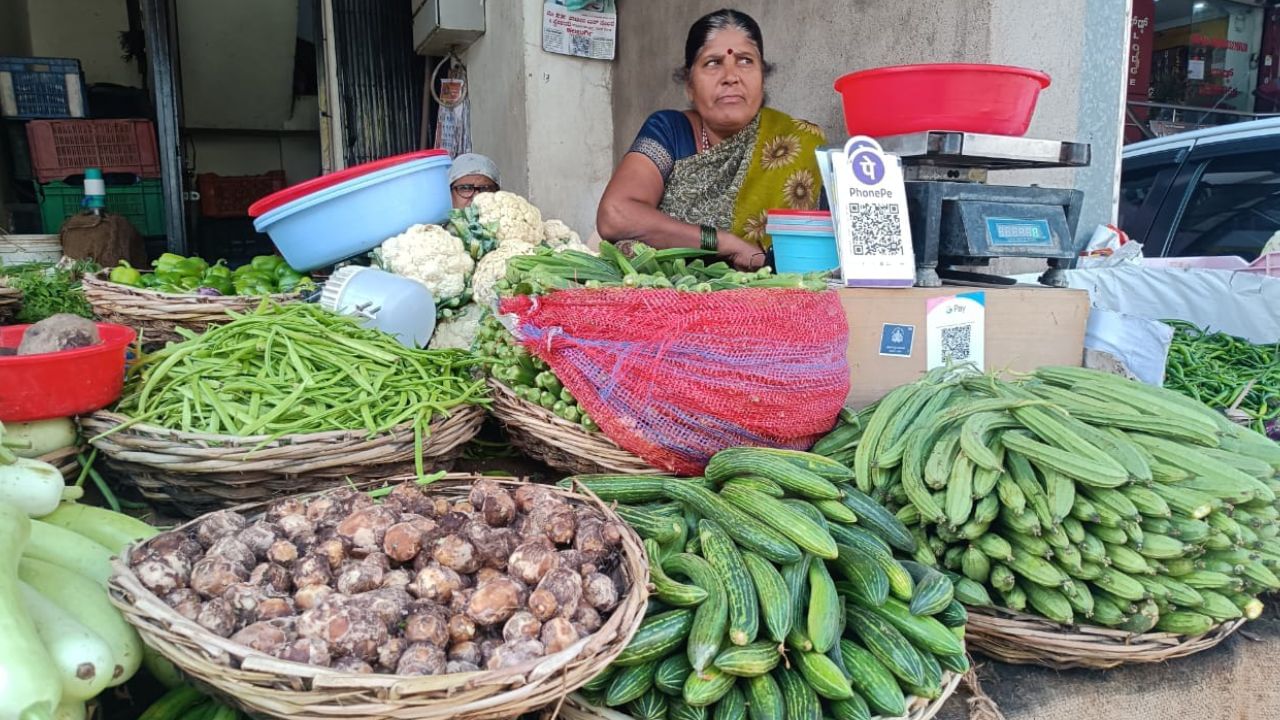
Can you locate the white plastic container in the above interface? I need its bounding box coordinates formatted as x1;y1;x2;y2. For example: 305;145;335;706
319;266;436;348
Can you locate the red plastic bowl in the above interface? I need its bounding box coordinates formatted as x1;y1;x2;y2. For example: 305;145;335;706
0;323;136;422
834;64;1051;137
247;149;449;218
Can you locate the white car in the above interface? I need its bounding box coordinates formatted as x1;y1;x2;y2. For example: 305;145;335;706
1120;118;1280;260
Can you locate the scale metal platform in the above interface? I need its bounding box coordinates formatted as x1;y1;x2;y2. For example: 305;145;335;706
875;130;1092;287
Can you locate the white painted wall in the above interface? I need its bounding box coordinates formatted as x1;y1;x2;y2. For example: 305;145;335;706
24;0;140;87
461;0;613;238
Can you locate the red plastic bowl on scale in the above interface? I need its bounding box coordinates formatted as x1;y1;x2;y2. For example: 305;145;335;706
0;323;136;422
834;64;1051;137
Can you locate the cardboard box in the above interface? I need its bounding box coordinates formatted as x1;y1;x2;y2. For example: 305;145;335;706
840;285;1090;408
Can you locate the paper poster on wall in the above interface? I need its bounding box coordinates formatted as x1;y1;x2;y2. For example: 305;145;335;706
1187;59;1206;81
543;1;617;60
925;292;986;370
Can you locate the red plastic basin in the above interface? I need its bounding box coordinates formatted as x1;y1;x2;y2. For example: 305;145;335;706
248;149;449;218
834;64;1051;137
0;322;136;422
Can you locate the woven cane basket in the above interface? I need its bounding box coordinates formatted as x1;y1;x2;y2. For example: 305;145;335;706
487;379;661;476
80;406;485;516
0;284;18;321
552;672;962;720
966;606;1245;670
109;476;649;720
36;444;84;481
82;270;303;346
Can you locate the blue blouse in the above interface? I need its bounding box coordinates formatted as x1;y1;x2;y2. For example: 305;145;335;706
628;110;698;181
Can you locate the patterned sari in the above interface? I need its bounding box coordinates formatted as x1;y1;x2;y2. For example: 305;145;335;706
629;107;826;248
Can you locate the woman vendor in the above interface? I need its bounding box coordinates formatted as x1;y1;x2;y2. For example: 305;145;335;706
596;8;826;270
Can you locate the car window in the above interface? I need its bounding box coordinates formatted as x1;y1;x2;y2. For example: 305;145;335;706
1117;152;1181;244
1119;165;1163;231
1167;151;1280;260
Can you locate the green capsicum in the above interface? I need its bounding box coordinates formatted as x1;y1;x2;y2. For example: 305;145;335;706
250;255;284;274
152;252;186;273
176;257;208;277
109;261;143;286
204;260;233;282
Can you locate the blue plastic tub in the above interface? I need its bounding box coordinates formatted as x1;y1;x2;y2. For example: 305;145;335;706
767;225;839;273
253;154;452;271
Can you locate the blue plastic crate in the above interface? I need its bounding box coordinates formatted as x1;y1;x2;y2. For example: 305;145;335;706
0;57;87;119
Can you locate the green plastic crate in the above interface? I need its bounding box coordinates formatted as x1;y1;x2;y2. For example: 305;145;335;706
37;178;165;235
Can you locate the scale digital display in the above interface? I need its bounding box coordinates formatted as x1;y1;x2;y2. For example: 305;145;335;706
984;217;1054;246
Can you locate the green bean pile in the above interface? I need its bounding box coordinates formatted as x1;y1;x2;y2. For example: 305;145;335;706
1164;320;1280;434
114;303;488;462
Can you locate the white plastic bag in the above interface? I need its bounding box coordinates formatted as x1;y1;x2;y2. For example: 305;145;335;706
1077;224;1143;269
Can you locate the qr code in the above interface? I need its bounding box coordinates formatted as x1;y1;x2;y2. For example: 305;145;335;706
848;203;904;255
571;36;592;56
940;324;974;362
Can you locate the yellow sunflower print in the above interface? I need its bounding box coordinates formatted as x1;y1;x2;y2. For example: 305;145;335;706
783;170;818;209
793;118;825;138
743;209;770;245
760;134;802;170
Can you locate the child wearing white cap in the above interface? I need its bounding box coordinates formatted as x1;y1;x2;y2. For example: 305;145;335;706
449;153;501;209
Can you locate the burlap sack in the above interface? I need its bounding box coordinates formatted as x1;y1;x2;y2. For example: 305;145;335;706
60;212;148;268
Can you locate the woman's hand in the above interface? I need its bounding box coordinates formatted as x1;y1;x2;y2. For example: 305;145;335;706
716;232;767;271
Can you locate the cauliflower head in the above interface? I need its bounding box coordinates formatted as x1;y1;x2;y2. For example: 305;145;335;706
428;302;487;350
379;224;474;301
473;191;543;247
471;240;540;307
542;219;593;254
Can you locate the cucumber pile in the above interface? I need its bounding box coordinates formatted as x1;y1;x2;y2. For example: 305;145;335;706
814;366;1280;634
560;447;965;720
474;243;829;432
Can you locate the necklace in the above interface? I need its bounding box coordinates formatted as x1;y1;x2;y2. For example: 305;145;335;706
700;123;711;152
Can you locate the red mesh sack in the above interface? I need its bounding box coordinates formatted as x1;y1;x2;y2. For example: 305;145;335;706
499;288;850;475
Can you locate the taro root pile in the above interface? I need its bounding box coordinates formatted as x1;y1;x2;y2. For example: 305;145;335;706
127;481;629;675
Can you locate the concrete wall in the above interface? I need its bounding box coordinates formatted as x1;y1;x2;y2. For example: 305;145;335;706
464;0;530;197
24;0;140;87
0;0;31;57
462;0;614;238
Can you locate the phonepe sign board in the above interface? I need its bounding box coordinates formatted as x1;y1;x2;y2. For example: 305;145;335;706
831;136;916;288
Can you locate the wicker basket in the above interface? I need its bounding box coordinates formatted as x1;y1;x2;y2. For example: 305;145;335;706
552;672;962;720
80;406;485;516
487;379;661;476
965;606;1245;670
81;270;303;345
0;284;19;321
36;444;83;481
108;477;650;720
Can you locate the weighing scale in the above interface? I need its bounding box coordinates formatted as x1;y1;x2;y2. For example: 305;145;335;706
874;130;1091;288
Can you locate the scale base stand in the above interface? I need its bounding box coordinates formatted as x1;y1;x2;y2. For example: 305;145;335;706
1038;266;1070;288
915;266;942;288
936;268;1017;286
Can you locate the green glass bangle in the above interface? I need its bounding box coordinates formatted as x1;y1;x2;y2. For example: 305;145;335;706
700;225;719;252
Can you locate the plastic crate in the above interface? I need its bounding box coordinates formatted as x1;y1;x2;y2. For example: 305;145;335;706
0;57;87;119
196;171;286;218
37;178;165;236
1241;252;1279;278
25;119;160;183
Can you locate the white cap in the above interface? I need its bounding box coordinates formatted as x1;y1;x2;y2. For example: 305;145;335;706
448;153;501;186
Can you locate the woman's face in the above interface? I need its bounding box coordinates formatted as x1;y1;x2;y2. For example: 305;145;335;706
687;28;765;136
450;174;499;209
